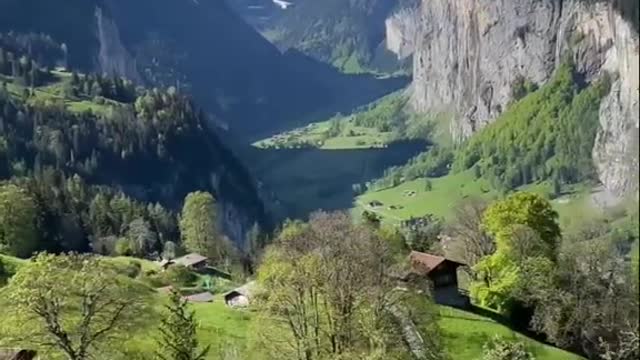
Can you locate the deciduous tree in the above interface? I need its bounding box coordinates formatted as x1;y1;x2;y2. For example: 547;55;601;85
0;253;150;359
180;191;226;264
0;184;39;257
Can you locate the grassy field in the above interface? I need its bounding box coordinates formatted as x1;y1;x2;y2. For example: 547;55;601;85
253;116;394;150
2;70;116;116
356;170;499;222
356;170;600;225
123;296;253;359
438;306;582;360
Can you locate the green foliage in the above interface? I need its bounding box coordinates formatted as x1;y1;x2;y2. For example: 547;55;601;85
372;146;453;190
510;76;539;102
180;191;227;265
481;336;536;360
165;265;198;287
455;63;611;190
268;0;403;72
253;212;407;359
156;289;210;360
0;64;266;256
482;192;560;254
0;253;152;359
471;192;560;314
0;183;39;257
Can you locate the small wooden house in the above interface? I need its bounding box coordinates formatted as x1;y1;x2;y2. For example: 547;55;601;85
171;253;208;271
407;251;469;308
224;281;256;308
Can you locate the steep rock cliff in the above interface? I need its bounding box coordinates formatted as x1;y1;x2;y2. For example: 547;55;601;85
394;0;639;196
94;7;140;83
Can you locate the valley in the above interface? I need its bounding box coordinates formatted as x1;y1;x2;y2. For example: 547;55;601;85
0;1;638;360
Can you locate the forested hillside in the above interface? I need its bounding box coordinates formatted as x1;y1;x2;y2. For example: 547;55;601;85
0;0;406;137
0;39;266;254
236;0;416;73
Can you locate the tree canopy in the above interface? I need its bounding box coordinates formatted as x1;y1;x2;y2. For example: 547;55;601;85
0;253;152;359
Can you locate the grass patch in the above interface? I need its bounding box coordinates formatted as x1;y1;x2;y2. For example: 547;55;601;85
253;117;394;150
356;170;498;222
438;306;582;360
124;296;253;359
2;71;118;116
356;170;597;224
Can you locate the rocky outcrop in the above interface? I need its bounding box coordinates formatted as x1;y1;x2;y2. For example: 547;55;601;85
404;0;639;196
592;11;639;196
386;5;421;59
94;7;140;82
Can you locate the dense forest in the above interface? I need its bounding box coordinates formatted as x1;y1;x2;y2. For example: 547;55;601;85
0;40;266;259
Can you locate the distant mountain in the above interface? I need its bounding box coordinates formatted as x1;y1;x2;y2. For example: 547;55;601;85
0;0;405;138
229;0;417;73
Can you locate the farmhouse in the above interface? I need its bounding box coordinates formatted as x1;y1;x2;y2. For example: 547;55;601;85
224;281;256;308
183;292;215;303
171;253;208;270
406;251;469;308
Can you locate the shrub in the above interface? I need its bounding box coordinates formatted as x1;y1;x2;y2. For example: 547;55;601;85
164;265;197;287
123;260;142;279
482;336;535;360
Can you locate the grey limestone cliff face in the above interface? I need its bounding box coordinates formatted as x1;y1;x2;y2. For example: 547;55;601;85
386;5;421;60
395;0;639;196
94;7;141;82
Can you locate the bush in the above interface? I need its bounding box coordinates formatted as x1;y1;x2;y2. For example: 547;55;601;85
164;265;197;287
0;257;6;285
115;238;134;256
482;336;535;360
123;260;142;279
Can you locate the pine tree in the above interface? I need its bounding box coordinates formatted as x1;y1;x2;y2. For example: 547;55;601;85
156;289;210;360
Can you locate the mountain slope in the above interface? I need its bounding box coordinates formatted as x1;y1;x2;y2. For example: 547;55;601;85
0;40;266;245
392;0;639;198
232;0;417;73
0;0;405;138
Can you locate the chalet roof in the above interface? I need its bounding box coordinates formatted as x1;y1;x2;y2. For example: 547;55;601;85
173;253;208;267
409;251;464;276
224;281;257;300
183;292;214;303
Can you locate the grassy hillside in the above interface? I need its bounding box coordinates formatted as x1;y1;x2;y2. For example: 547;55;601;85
0;254;581;360
438;306;582;360
356;168;599;225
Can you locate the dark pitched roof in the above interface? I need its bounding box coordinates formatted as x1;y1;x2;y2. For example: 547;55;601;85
409;251;464;276
173;253;208;267
224;281;257;300
183;292;214;303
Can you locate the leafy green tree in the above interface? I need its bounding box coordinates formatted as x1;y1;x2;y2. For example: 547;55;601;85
0;253;150;359
179;191;226;263
470;192;560;313
252;212;412;359
482;192;560;257
126;217;158;256
156;289;210;360
0;184;39;257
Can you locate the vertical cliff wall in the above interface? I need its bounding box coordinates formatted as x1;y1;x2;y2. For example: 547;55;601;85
391;0;639;196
